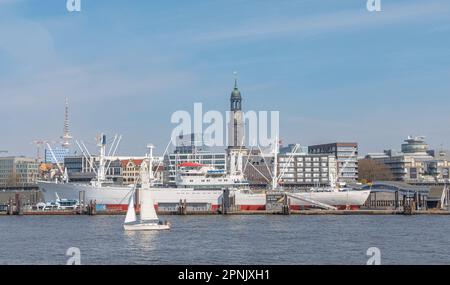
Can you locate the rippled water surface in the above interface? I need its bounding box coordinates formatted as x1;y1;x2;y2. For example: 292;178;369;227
1;215;449;264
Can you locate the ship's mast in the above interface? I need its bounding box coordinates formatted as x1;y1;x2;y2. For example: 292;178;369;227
97;134;107;182
271;135;279;190
329;169;337;191
147;144;154;186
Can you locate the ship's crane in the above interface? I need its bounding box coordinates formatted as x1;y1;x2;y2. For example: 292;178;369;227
46;143;65;179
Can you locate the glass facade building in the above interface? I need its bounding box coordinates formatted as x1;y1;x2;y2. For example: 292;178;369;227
44;148;70;164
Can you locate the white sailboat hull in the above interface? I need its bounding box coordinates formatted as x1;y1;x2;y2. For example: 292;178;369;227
123;223;170;231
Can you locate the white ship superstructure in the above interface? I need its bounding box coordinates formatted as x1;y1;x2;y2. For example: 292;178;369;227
175;162;248;189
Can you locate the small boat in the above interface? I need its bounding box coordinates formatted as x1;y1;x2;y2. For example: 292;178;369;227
123;189;170;231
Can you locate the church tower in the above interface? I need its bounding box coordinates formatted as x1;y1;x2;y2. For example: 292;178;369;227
228;78;244;148
227;75;246;177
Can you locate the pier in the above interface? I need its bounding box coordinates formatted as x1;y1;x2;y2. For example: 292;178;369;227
3;209;450;216
2;199;449;216
2;183;449;216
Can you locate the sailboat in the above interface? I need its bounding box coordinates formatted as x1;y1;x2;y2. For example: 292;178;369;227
123;189;170;231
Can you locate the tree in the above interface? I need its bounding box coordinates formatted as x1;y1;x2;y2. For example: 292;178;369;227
6;172;19;187
358;159;393;182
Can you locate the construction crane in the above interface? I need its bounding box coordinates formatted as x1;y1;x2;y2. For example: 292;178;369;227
31;140;55;161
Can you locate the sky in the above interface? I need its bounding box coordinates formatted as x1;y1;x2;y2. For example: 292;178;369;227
1;0;450;157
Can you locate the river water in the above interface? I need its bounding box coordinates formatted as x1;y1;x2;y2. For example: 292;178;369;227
1;215;449;265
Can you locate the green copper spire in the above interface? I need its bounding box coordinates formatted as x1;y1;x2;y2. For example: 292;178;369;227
230;71;242;111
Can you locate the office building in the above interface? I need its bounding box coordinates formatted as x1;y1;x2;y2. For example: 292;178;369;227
64;156;122;182
243;145;338;188
0;157;39;187
164;151;227;185
164;132;227;185
278;145;337;187
366;136;450;182
244;149;274;187
308;142;358;183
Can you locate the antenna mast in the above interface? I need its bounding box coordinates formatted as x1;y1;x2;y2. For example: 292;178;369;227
61;98;73;149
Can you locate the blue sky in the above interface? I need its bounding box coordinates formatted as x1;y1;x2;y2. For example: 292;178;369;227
1;0;450;156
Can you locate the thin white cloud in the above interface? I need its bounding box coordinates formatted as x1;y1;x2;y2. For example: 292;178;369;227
0;64;195;110
192;1;450;43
